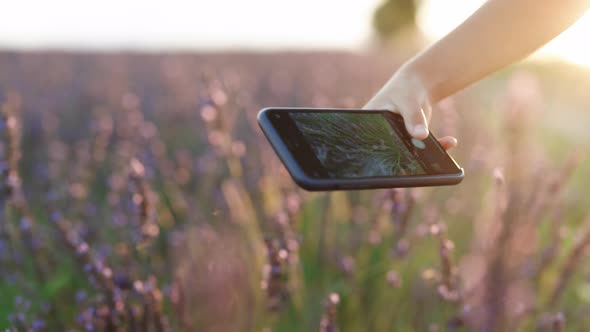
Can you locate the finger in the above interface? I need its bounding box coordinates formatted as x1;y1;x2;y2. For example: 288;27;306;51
437;136;458;151
397;102;429;140
422;101;432;123
365;98;429;140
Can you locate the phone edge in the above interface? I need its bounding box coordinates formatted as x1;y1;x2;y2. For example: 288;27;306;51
257;107;464;191
257;108;319;190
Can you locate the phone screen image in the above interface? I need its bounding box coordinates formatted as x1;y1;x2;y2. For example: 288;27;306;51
288;112;427;178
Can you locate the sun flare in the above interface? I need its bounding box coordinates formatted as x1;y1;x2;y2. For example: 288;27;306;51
539;10;590;67
419;0;590;67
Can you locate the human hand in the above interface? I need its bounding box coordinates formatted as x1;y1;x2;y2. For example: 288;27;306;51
364;65;457;151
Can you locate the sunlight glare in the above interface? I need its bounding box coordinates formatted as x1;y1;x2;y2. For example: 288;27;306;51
539;10;590;67
419;0;590;67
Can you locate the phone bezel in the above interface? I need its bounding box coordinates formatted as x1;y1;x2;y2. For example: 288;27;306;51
258;107;464;191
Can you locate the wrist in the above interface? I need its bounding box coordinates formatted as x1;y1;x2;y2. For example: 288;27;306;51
400;57;444;103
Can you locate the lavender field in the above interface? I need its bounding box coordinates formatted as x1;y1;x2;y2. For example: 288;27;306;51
1;52;590;331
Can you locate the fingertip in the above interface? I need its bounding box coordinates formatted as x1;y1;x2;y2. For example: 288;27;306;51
399;105;428;140
448;136;458;147
412;124;429;140
438;136;458;151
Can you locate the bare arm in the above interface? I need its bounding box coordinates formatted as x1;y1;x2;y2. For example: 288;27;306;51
365;0;590;139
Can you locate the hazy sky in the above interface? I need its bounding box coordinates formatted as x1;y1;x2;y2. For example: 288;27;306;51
1;0;589;65
0;0;379;50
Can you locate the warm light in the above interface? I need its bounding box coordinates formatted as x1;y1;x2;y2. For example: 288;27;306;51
419;0;590;67
538;10;590;67
0;0;588;67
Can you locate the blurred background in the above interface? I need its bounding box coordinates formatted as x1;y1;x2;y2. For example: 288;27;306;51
1;1;590;331
3;0;590;64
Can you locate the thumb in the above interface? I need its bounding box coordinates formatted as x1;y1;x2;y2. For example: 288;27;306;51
399;102;429;140
364;98;429;140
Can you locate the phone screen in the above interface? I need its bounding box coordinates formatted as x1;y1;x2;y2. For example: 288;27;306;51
267;109;460;179
290;112;426;177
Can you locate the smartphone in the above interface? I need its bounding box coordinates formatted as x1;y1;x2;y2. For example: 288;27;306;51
257;108;464;191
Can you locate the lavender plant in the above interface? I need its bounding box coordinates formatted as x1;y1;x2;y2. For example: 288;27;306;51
0;52;587;332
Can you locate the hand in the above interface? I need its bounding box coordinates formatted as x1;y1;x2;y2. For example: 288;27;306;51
363;65;457;151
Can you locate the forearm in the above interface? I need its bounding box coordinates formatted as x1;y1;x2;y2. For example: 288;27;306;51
406;0;590;102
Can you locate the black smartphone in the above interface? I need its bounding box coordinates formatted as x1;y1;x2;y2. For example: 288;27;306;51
257;107;464;191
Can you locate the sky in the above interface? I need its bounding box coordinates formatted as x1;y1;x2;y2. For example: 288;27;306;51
0;0;589;66
0;0;379;50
